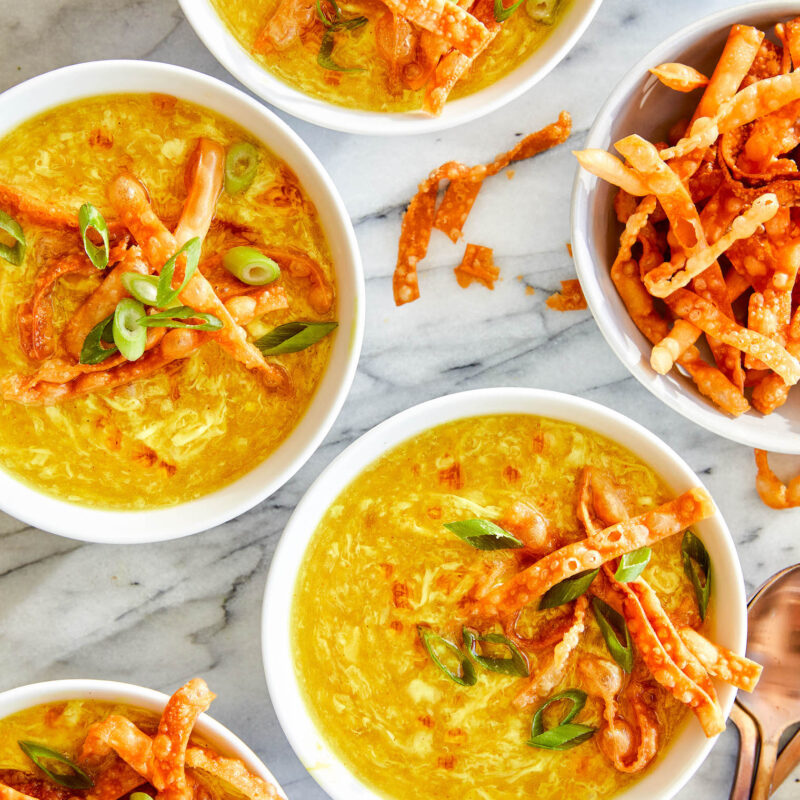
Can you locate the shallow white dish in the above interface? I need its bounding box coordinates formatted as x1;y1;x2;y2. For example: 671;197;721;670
263;387;746;800
179;0;603;135
571;0;800;453
0;60;364;543
0;679;286;799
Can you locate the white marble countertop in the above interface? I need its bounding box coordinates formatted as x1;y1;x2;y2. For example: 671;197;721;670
0;0;798;798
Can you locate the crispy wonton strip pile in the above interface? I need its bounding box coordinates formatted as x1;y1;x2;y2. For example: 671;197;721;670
546;279;587;311
454;243;499;289
394;112;571;304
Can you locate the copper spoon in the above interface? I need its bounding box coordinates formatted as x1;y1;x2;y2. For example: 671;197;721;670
737;564;800;800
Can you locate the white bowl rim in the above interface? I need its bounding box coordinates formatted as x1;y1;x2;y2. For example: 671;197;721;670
178;0;605;136
571;0;800;453
262;386;746;800
0;678;286;800
0;59;364;543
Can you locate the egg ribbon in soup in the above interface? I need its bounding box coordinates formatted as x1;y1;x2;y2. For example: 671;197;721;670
0;94;337;510
292;415;761;800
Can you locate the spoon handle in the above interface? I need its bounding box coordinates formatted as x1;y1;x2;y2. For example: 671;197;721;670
773;728;800;790
728;703;759;800
751;733;781;800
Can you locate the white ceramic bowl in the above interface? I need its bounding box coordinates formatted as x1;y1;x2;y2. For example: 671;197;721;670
571;1;800;453
262;387;746;800
0;679;286;799
179;0;603;135
0;60;364;543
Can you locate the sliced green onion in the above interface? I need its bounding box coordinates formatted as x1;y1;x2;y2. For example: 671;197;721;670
682;531;711;621
315;0;366;71
318;31;364;72
462;627;529;677
614;546;652;583
592;597;634;673
138;306;223;332
156;238;201;308
224;142;259;195
417;626;476;686
18;741;94;790
494;0;525;22
122;272;160;305
527;690;595;751
113;298;147;361
130;794;152;800
255;321;338;355
443;519;524;551
539;568;599;610
79;314;118;364
0;210;26;266
223;247;280;286
79;203;110;270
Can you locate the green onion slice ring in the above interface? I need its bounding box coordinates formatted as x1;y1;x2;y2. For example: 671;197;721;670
443;518;524;551
129;793;153;800
224;142;260;195
222;246;280;286
614;546;652;583
462;627;529;677
539;568;599;610
527;690;595;750
417;626;476;686
255;321;338;355
79;314;119;364
122;272;160;306
156;237;201;308
138;306;223;332
591;597;634;673
79;203;110;270
682;530;712;621
113;298;147;361
0;210;26;266
493;0;525;22
18;741;94;790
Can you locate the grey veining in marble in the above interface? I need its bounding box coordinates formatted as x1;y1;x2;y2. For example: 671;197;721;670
1;0;799;798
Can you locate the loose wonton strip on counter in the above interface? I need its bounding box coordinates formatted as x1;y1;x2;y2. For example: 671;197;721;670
476;487;714;617
454;243;499;289
546;279;587;311
513;594;588;708
381;0;491;58
754;449;800;509
679;627;763;692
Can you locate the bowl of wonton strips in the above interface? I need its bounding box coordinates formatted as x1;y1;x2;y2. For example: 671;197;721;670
179;0;603;134
573;1;800;453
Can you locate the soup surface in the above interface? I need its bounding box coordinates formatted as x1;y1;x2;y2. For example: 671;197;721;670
0;94;336;509
211;0;570;113
292;414;705;800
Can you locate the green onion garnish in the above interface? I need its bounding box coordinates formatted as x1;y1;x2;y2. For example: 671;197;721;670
614;547;652;583
222;246;280;286
443;519;524;551
255;321;338;355
79;314;118;364
18;741;94;790
0;210;26;266
156;237;201;308
79;203;110;270
462;627;529;677
315;0;366;72
418;626;476;686
527;690;595;751
137;306;223;332
493;0;525;22
682;531;711;621
591;597;634;673
113;298;147;361
539;568;599;610
224;142;260;195
122;272;160;306
130;794;152;800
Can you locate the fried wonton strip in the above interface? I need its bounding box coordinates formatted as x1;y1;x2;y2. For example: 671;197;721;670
786;17;800;69
726;269;751;302
577;467;629;536
454;243;499;289
573;150;650;196
678;627;762;692
263;245;334;313
0;787;37;800
185;748;282;800
82;716;155;777
381;0;490;57
254;0;317;50
477;488;714;617
650;319;701;374
150;679;215;800
649;63;709;92
0;183;79;230
546;279;586;311
174;139;225;247
433;179;483;242
85;759;147;800
666;289;800;384
754;449;800;509
644;193;779;297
